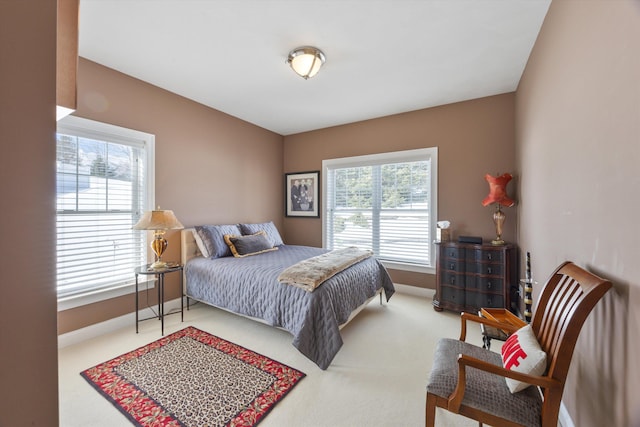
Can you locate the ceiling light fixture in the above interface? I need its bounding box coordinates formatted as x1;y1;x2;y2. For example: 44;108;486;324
287;46;325;79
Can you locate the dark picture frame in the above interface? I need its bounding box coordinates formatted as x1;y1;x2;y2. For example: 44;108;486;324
285;171;320;217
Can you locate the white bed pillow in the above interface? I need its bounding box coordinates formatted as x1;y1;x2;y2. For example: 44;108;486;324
501;324;547;393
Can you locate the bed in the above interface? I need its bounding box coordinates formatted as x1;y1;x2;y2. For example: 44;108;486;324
180;223;395;370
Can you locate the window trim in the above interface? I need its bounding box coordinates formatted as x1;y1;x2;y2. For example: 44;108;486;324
57;279;153;311
322;147;438;272
56;116;155;309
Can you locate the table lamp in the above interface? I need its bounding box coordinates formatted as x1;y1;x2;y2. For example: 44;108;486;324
481;173;515;245
133;208;184;269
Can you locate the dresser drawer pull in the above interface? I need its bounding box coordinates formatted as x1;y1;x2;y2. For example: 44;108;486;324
450;263;455;270
487;253;493;260
450;277;455;285
487;267;492;274
487;282;492;289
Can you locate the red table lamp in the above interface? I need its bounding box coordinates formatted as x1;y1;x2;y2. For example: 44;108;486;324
482;173;515;245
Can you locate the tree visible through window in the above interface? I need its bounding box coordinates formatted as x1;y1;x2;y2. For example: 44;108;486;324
323;148;437;268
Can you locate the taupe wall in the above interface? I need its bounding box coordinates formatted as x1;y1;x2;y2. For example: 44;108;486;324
4;2;635;424
61;65;518;327
58;58;284;334
283;94;517;288
516;1;639;426
0;1;59;425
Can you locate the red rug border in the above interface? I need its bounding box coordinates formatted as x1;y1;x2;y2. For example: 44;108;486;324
80;326;306;427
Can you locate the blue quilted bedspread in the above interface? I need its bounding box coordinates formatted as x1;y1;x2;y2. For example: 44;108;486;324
184;245;395;369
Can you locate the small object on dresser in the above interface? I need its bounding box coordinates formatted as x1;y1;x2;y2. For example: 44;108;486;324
436;221;451;242
458;235;482;244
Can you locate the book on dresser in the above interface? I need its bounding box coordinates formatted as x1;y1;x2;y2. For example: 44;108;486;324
433;241;518;314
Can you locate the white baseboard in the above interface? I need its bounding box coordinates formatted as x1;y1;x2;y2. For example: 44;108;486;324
394;283;434;299
558;401;574;427
57;298;183;348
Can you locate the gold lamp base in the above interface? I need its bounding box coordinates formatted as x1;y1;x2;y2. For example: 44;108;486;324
491;205;506;246
150;230;168;269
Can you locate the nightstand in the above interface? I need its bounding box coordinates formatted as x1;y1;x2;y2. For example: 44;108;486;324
134;263;183;335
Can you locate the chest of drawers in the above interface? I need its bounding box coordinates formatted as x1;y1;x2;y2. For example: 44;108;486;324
433;242;517;314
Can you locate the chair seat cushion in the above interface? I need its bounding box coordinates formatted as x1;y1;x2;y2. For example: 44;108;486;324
426;338;543;427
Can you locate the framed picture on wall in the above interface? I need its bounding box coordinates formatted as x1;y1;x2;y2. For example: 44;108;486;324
285;171;320;217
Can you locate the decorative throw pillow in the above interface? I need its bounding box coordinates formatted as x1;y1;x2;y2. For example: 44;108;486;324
501;324;547;393
224;231;278;258
194;224;242;259
239;221;284;246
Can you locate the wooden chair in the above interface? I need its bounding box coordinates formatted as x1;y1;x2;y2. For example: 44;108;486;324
425;261;612;427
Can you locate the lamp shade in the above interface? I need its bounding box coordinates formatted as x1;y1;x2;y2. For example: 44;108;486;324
133;209;184;231
481;173;515;207
287;46;325;79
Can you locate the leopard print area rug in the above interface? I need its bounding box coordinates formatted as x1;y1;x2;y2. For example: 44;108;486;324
81;326;305;426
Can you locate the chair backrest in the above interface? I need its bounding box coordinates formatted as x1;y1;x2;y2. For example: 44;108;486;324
530;261;611;421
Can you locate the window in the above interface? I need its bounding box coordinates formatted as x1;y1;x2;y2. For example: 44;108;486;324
56;116;154;304
323;148;437;272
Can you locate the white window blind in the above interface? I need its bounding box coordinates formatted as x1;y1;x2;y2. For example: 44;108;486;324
323;148;438;269
56;117;154;299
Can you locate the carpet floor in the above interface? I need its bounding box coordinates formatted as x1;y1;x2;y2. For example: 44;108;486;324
59;288;487;426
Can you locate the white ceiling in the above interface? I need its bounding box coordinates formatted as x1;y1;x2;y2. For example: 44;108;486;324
79;0;551;136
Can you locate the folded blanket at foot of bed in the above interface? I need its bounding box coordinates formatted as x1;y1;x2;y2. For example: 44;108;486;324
277;247;373;292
